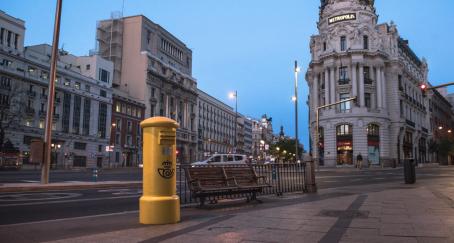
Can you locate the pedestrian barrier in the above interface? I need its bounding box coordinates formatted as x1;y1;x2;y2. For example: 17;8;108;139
176;163;307;205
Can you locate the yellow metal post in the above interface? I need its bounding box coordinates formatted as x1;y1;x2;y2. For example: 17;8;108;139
140;117;180;224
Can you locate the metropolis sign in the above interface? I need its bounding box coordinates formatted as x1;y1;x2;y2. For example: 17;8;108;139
328;13;356;25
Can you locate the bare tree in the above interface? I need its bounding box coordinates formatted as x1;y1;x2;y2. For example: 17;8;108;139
0;79;28;152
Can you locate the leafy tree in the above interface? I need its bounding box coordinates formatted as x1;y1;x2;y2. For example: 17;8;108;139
0;81;27;152
270;138;303;163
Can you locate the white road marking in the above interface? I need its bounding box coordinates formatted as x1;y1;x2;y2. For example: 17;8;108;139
0;210;139;227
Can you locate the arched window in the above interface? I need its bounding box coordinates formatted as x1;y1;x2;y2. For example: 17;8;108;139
367;124;379;136
336;124;352;136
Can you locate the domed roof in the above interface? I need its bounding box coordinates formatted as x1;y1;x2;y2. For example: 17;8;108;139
320;0;375;12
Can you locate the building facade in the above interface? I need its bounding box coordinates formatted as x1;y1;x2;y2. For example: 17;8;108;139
196;89;236;161
110;91;145;167
0;11;113;168
428;88;454;164
307;0;431;167
96;14;198;163
251;115;274;161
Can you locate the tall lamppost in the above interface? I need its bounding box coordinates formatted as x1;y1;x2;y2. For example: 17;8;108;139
294;61;300;162
41;0;63;184
229;91;238;152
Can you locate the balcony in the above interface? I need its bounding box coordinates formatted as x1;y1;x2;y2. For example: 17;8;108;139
25;107;35;116
406;119;415;128
364;78;374;85
0;84;11;91
422;127;428;133
27;91;36;98
39;110;46;118
338;79;350;85
53;113;60;120
40;93;48;100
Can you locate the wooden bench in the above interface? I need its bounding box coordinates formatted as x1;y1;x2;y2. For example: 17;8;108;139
185;166;270;206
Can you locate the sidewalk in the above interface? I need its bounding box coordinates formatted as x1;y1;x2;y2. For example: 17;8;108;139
2;177;454;242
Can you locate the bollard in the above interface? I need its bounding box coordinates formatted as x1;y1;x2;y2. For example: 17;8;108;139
139;117;180;225
92;168;98;182
304;160;317;193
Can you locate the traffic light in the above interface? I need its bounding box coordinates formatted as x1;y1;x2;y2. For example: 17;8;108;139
420;83;427;97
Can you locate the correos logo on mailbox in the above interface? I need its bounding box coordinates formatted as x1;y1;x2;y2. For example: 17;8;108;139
158;160;174;179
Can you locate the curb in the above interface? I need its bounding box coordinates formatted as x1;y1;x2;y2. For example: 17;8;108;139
0;182;142;193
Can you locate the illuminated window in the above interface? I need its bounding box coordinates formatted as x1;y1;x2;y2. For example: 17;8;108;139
115;102;121;112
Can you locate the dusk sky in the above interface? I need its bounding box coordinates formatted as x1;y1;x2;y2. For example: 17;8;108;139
1;0;454;149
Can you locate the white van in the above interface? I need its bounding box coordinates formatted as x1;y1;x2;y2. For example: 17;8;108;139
192;154;247;166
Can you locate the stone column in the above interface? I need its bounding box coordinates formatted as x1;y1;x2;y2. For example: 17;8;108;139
330;67;336;106
324;69;329;107
359;65;365;107
313;74;319;109
352;64;357;97
376;67;382;108
381;68;387;109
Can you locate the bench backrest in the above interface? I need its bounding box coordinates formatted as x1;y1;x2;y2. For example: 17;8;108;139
185;167;229;190
224;166;259;187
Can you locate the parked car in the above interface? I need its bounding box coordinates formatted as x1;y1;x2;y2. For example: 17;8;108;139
191;154;247;166
0;154;22;170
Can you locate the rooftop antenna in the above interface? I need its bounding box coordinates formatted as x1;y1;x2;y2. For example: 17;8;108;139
122;0;125;17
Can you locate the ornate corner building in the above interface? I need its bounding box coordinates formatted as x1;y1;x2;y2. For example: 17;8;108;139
306;0;432;167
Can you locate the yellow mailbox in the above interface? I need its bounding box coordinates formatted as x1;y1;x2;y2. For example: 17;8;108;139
140;117;180;224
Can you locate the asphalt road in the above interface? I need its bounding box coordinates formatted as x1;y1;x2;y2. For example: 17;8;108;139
1;167;454;226
0;168;143;183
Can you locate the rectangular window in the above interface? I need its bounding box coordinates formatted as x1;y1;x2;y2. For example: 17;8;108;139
398;75;403;91
62;92;71;133
115;133;120;145
323;42;326;51
98;68;110;83
82;98;91;136
14;34;19;50
64;79;70;86
365;93;371;108
100;89;107;97
75;82;81;90
339;93;351;112
364;67;372;84
363;35;369;49
85;85;90;92
338;66;349;84
7;31;11;47
340;36;347;51
127;121;132;133
98;103;107;138
86;64;90;70
0;28;4;45
115;102;121;112
73;95;81;134
74;142;86;150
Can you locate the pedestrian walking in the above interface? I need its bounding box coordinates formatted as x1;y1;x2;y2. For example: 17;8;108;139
356;153;363;169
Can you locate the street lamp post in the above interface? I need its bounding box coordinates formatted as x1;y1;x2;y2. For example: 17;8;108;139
294;61;300;162
229;91;238;152
314;97;357;166
41;0;63;184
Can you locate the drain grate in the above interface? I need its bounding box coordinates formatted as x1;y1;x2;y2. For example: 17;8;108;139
318;209;369;219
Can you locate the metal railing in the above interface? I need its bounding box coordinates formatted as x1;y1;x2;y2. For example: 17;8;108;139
176;163;307;205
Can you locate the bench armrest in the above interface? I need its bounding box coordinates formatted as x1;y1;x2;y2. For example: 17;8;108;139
256;175;270;186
